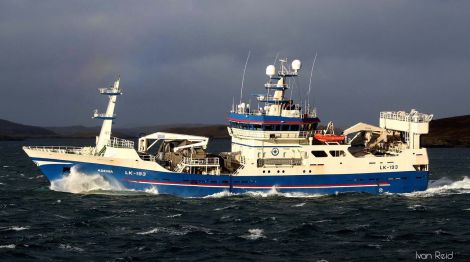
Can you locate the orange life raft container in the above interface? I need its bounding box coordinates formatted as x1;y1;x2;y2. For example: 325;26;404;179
314;133;345;143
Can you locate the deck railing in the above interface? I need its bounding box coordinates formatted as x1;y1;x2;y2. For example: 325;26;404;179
181;157;220;166
23;146;88;155
380;111;433;123
231;129;311;140
107;137;134;149
139;154;156;162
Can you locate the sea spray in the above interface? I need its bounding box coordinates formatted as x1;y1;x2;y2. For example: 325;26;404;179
50;166;125;193
403;176;470;197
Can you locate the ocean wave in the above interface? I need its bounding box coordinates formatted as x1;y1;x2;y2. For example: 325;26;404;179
402;176;470;197
50;167;125;194
137;225;212;236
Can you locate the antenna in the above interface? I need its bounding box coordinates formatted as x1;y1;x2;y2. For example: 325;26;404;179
232;96;235;112
307;52;318;112
239;50;251;105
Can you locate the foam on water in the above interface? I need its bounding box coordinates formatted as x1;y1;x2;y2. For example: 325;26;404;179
144;186;159;195
203;188;324;199
50;167;125;194
10;226;30;231
0;226;30;232
244;187;324;198
241;229;266;240
166;214;182;218
203;190;234;198
0;244;15;249
403;176;470;197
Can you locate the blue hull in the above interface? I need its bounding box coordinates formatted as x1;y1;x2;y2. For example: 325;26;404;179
32;157;429;197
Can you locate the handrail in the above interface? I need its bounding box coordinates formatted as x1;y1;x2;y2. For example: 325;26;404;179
98;87;122;95
93;109;116;119
230;110;317;118
181;157;219;166
231;129;311;139
24;146;87;155
107;137;134;149
380;111;433;123
139;154;156;162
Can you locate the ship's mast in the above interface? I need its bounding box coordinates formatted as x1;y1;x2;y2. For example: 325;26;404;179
93;77;122;155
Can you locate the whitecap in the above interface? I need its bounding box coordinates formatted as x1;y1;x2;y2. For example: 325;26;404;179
0;226;30;231
137;228;162;235
137;227;185;236
244;187;324;198
10;226;30;231
241;228;266;240
137;225;211;236
292;202;306;207
203;190;235;198
166;214;182;218
0;244;15;249
144;186;159;195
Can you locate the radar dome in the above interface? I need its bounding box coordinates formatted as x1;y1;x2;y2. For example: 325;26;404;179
291;60;302;71
266;65;276;77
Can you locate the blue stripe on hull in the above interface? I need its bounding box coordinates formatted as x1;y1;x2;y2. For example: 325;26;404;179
32;157;429;197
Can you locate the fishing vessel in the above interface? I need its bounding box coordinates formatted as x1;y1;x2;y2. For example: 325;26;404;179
23;58;433;197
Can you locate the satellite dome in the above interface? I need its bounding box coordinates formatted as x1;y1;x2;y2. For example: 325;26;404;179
291;60;302;71
266;65;276;77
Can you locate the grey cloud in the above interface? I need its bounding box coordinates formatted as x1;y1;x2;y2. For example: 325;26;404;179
0;0;469;127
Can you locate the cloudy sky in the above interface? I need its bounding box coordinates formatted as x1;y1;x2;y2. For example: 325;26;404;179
1;0;469;128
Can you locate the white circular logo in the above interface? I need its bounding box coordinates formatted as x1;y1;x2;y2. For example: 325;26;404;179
378;188;384;193
271;148;279;156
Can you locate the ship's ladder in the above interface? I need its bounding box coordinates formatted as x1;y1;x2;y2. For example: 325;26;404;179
174;161;186;173
233;164;245;175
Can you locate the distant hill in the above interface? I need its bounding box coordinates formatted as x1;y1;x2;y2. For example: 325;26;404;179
160;125;228;138
2;115;469;146
0;119;57;139
422;115;470;147
45;124;217;138
46;125;100;137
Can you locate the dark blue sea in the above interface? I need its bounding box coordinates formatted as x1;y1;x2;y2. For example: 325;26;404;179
1;139;469;261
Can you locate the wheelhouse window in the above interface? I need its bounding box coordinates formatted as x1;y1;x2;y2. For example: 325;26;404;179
311;150;328;157
290;125;300;131
329;150;346;157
